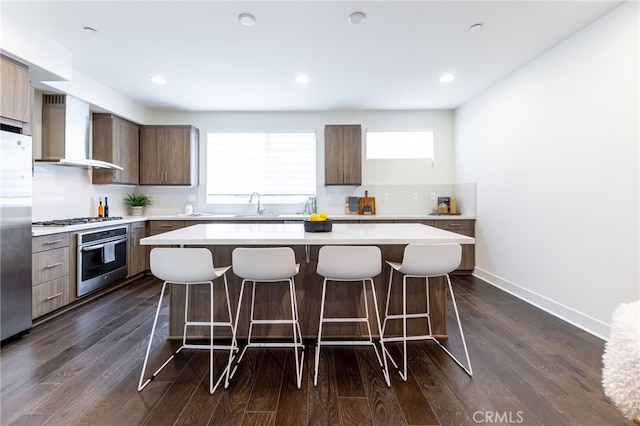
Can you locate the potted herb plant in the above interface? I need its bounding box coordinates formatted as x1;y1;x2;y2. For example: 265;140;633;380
124;193;152;216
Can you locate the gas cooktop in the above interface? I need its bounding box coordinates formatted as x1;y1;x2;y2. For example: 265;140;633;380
32;217;124;227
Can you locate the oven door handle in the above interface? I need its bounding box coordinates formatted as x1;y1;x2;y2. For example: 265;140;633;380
80;237;128;252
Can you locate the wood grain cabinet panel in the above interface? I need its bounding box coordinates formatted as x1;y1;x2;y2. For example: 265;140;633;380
149;220;186;235
0;55;31;125
32;247;70;284
32;233;71;319
128;221;148;277
432;219;476;273
32;233;70;253
139;125;199;186
32;277;70;319
324;124;362;185
92;113;140;185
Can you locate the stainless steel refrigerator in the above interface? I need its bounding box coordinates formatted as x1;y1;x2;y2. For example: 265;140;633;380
1;130;33;342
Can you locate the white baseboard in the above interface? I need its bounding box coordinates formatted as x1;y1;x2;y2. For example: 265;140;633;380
472;268;610;341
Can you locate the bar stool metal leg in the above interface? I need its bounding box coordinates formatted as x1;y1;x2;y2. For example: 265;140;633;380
231;278;304;389
314;277;390;387
138;281;170;392
139;247;237;395
381;244;473;382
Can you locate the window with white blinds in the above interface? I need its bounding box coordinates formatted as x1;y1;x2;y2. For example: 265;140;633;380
366;129;434;159
206;132;316;203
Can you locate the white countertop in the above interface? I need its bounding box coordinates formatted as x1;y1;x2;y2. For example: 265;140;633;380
163;213;475;221
140;222;475;246
32;214;475;237
31;217;148;237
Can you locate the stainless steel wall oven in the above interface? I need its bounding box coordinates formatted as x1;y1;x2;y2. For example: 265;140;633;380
77;226;128;297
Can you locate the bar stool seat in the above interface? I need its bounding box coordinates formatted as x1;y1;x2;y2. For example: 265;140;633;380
231;247;304;389
382;243;472;381
138;248;237;394
314;245;390;387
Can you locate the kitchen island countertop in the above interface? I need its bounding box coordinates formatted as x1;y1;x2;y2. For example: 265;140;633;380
140;222;474;246
32;214;475;237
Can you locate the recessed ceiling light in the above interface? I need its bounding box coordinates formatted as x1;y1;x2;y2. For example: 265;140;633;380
440;73;455;83
295;74;309;84
83;26;98;36
239;13;256;27
150;75;167;85
469;23;483;32
348;12;366;25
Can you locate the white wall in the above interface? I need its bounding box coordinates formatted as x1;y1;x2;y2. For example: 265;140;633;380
32;108;467;218
137;109;463;216
454;2;639;339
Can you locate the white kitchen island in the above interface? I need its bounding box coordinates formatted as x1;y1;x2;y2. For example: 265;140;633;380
140;222;474;340
139;222;474;247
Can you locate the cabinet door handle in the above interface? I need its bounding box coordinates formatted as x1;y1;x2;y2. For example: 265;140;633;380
45;292;63;300
44;239;64;245
45;262;63;268
448;223;462;228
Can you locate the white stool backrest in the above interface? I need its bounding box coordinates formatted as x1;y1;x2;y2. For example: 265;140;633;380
317;246;382;280
150;247;216;283
398;244;461;276
232;247;298;280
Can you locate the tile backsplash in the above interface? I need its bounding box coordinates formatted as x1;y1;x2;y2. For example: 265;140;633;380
32;164;133;220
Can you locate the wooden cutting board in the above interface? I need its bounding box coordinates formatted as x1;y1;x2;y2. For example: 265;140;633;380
358;190;376;215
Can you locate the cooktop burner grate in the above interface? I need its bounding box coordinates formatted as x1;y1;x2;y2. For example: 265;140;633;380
32;217;124;226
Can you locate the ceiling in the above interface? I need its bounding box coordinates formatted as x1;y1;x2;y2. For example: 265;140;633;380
2;1;623;112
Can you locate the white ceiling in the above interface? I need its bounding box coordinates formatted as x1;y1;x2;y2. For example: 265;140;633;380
2;1;623;112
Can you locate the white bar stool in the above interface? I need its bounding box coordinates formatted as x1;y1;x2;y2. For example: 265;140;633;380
381;243;472;380
231;247;304;389
314;246;390;387
138;248;237;394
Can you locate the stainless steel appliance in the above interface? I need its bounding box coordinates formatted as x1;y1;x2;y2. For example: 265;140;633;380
37;94;122;170
1;130;33;342
76;226;128;298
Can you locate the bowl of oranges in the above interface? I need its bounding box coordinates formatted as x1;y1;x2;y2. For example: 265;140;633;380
304;212;332;232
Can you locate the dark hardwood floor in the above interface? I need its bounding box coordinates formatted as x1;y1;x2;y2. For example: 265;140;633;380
0;274;630;425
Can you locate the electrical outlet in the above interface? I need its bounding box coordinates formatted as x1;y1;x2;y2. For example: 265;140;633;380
430;193;436;200
413;192;418;200
384;193;389;201
327;194;332;201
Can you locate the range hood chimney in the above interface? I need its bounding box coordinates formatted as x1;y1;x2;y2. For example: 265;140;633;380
37;94;123;170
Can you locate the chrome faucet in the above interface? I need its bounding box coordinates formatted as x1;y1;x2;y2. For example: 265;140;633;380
249;192;265;215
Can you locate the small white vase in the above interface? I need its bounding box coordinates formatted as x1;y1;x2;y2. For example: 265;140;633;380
131;206;144;216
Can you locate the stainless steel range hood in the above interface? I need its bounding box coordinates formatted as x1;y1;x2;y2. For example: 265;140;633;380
37;94;123;170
